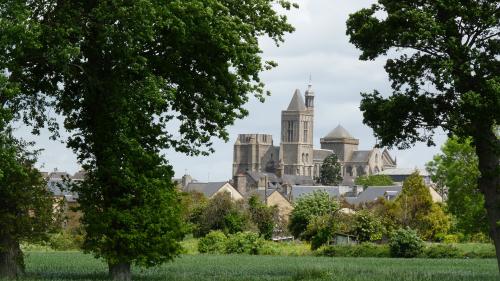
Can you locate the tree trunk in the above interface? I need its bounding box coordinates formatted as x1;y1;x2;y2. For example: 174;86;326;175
109;262;131;281
475;129;500;273
0;235;24;279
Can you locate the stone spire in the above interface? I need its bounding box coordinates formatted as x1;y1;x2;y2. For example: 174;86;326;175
287;89;307;111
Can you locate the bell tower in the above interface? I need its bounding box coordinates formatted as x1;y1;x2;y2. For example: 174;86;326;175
280;85;314;177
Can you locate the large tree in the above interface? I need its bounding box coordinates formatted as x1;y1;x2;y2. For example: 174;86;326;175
347;0;500;269
1;1;296;280
426;136;488;236
0;22;55;277
0;76;54;278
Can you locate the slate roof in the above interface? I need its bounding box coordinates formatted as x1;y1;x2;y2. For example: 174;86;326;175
184;182;231;198
287;89;307;111
282;175;315;186
48;171;71;180
376;168;430;177
47;179;79;200
247;172;280;183
72;170;86;181
348;151;371;162
324;125;354;139
290;186;352;201
348;185;402;205
313;149;334;161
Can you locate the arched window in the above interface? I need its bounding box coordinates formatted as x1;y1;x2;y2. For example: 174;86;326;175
357;166;365;176
306;153;309;162
346;166;353;177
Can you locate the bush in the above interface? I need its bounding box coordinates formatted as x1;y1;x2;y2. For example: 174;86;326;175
48;231;83;250
316;243;390;258
423;244;461;258
442;234;461;244
225;232;264;255
389;228;424;258
198;231;227;254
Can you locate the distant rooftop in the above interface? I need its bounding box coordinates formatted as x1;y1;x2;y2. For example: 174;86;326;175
376;168;429;177
324;125;355;140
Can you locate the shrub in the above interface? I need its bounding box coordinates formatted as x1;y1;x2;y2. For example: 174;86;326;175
389;228;424;258
288;191;339;238
316;243;390;258
442;234;461;244
352;210;384;242
198;231;227;254
423;244;461;258
225;232;264;255
48;231;83;251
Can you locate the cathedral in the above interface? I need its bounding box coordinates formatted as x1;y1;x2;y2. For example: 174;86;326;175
232;85;397;192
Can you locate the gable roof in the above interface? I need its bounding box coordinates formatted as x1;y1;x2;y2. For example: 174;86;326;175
247;172;280;183
324;125;355;139
49;171;71;180
282;175;315;186
313;149;334;161
348;150;372;162
185;182;232;198
348;185;402;205
376;168;429;177
287;89;307;111
290;186;351;201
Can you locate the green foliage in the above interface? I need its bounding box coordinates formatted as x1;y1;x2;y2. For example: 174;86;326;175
196;193;252;237
248;195;277;240
319;154;342;185
426;137;488;236
317;243;390;258
355;175;393;187
288;191;339;239
1;0;296;272
389;228;424;258
423;244;461;259
0;132;55;274
396;172;451;240
352;210;384;242
48;232;84;251
347;0;499;262
225;232;264;255
198;231;227;254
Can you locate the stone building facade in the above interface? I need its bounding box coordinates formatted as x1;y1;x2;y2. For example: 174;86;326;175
232;85;397;190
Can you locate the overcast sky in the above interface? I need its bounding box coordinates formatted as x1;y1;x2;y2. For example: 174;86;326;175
15;0;446;181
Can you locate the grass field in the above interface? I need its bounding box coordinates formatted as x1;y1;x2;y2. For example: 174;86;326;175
12;251;499;281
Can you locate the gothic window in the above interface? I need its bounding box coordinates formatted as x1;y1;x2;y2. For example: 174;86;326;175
346;166;353;176
357;166;365;176
287;121;294;142
302;153;305;163
303;121;308;142
306;153;309;162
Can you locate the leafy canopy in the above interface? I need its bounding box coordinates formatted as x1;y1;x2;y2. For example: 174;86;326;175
355;175;394;187
347;0;499;147
289;191;340;239
319;154;342;185
1;0;297;272
426;136;488;236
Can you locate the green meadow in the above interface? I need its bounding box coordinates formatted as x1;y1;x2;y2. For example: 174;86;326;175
11;251;498;281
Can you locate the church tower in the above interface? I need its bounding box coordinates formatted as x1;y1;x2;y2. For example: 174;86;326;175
279;86;314;177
